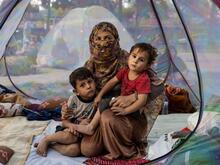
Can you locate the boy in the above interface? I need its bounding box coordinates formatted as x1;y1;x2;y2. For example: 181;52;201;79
36;67;97;157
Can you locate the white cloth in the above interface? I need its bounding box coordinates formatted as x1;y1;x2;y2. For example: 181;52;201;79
187;111;220;135
0;116;49;165
147;132;178;161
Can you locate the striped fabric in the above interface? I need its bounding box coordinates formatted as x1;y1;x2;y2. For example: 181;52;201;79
84;156;149;165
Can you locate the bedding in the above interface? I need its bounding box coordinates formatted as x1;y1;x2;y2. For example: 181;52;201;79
0;114;191;165
0;116;49;165
0;103;23;117
25;120;86;165
0;93;31;107
25;114;190;165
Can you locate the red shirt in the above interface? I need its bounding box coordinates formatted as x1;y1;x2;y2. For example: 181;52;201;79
116;68;151;96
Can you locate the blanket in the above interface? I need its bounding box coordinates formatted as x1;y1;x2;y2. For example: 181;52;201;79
0;116;49;165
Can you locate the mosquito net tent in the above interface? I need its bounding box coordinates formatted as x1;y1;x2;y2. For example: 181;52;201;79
0;0;220;164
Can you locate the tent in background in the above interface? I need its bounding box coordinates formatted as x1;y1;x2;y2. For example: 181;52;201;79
0;0;220;164
37;5;134;69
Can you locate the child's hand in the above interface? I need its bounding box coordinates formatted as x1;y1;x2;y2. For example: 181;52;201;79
93;95;102;108
67;124;77;134
110;106;127;116
68;124;80;137
67;124;81;137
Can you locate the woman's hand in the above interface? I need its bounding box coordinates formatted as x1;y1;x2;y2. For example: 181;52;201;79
111;106;127;116
110;94;137;108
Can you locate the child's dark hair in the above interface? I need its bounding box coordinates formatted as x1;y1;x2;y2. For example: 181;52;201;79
130;43;158;65
69;67;94;88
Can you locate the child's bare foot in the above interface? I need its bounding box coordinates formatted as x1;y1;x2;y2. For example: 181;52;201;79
36;137;50;157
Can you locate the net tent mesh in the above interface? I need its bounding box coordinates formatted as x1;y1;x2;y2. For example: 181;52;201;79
0;0;220;163
36;5;135;69
0;0;19;27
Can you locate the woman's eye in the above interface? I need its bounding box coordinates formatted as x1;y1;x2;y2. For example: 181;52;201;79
95;37;101;41
107;36;113;40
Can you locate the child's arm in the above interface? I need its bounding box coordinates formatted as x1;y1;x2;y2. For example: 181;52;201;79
94;76;119;106
74;110;100;135
111;94;148;115
62;119;76;133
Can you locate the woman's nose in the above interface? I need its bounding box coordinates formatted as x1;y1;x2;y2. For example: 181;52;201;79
100;41;107;47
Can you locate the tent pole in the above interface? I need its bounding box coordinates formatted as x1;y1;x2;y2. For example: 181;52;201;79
3;55;37;99
172;0;203;108
145;1;203;164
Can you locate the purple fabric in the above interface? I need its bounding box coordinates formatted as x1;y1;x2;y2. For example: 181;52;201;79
212;0;220;8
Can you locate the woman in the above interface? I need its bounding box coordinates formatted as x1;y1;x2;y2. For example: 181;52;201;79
80;21;138;157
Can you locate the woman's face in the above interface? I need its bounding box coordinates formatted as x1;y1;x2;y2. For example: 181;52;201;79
93;30;115;53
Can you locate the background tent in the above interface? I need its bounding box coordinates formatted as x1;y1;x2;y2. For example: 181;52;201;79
36;5;134;69
0;0;220;164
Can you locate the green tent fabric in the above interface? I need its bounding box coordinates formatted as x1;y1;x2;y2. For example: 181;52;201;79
166;134;220;165
165;104;220;165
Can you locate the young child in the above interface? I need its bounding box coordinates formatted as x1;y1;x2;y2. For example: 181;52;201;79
74;42;157;135
35;67;97;157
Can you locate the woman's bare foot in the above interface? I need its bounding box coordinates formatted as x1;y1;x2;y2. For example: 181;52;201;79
36;137;50;157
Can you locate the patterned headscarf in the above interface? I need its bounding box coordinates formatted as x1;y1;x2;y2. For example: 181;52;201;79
84;22;128;90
